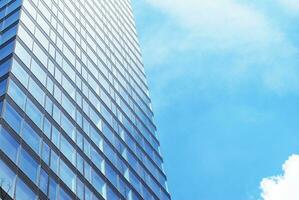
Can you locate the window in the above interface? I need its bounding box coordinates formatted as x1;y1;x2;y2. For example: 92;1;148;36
18;148;38;183
30;59;47;85
105;163;118;188
76;153;84;174
91;147;104;172
107;186;119;200
48;178;57;200
61;114;75;139
60;136;76;165
14;42;31;67
43;118;51;138
62;94;75;119
45;96;53;114
39;168;49;195
51;126;60;147
76;131;83;150
41;141;50;165
0;79;7;96
85;186;92;200
59;187;72;200
84;161;91;182
60;160;76;192
33;42;48;67
8;80;26;109
76;179;84;200
11;60;29;87
21;122;40;154
3;102;22;133
0;159;16;197
28;78;45;105
18;25;33;49
91;171;105;196
25;100;43;128
15;178;36;200
50;150;59;174
0;128;19;162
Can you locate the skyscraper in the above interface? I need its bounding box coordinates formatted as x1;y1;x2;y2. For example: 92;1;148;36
0;0;170;199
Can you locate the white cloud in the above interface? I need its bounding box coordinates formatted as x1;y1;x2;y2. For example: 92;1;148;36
260;155;299;200
146;0;278;49
279;0;299;13
141;0;299;95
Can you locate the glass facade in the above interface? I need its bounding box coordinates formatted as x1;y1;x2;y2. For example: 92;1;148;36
0;0;170;200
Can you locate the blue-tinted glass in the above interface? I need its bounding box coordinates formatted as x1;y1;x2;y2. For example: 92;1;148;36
76;153;84;174
28;78;44;105
76;178;84;200
91;147;104;172
25;99;43;128
91;171;105;196
61;114;75;139
8;80;26;109
18;148;38;183
106;164;118;188
43;118;51;138
0;24;17;45
84;161;91;182
59;187;72;200
52;104;60;123
0;159;16;197
85;186;92;200
21;122;40;154
3;102;22;133
107;186;119;200
0;79;7;96
0;128;19;162
76;131;83;150
84;138;90;158
49;178;57;200
0;58;11;77
11;60;29;87
60;160;76;192
50;150;59;174
39;168;48;195
15;178;36;200
0;40;15;60
41;141;50;165
60;135;75;165
1;10;20;30
51;126;60;147
15;42;31;67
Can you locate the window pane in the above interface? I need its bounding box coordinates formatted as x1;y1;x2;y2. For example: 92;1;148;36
0;79;7;96
0;128;19;162
18;148;38;183
11;60;29;87
59;187;72;200
3;102;22;133
76;178;84;200
41;141;50;165
91;170;105;196
21;123;40;154
8;80;26;109
50;150;59;174
28;78;44;105
39;168;49;195
15;178;36;200
60;136;76;165
25;100;43;128
48;177;58;200
0;159;16;197
60;160;76;192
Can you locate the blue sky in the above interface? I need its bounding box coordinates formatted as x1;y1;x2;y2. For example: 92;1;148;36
132;0;299;200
